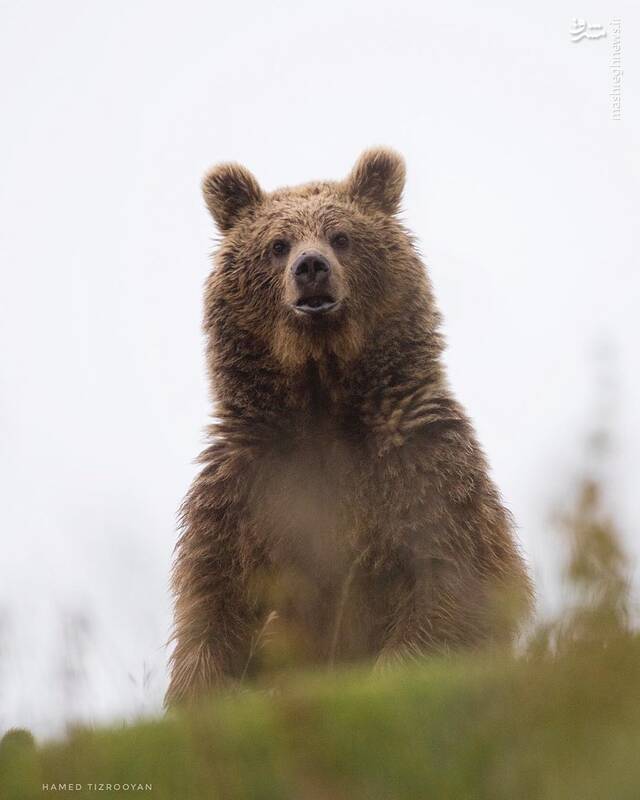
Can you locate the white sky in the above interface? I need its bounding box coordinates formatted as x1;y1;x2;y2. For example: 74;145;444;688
1;1;638;737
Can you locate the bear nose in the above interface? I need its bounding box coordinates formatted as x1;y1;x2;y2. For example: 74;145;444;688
291;251;331;287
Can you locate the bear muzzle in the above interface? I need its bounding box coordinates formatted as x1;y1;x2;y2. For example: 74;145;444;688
289;249;342;316
289;249;340;316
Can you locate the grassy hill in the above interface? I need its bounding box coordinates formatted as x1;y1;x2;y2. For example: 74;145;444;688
2;480;638;799
2;635;640;800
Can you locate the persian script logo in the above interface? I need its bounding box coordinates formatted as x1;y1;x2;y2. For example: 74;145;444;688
570;18;607;43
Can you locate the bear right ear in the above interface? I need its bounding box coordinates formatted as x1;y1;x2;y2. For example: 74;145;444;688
202;163;264;232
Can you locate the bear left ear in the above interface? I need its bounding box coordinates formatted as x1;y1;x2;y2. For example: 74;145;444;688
202;162;264;232
345;147;406;215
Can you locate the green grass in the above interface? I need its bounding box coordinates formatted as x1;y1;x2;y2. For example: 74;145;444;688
2;478;636;799
2;637;640;800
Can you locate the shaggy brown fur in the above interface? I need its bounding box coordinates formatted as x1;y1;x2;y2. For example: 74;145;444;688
166;148;533;706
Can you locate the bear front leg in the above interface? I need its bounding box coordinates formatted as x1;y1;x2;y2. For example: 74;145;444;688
375;558;495;669
166;560;255;707
370;423;532;669
165;459;260;708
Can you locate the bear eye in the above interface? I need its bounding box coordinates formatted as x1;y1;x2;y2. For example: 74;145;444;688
271;239;290;257
330;232;349;250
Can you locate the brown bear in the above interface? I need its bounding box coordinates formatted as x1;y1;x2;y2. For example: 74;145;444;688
166;148;533;706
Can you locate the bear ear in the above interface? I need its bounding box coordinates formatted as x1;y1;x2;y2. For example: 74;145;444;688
202;163;264;232
345;147;406;215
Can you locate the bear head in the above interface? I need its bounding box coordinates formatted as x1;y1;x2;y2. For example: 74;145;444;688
201;149;441;404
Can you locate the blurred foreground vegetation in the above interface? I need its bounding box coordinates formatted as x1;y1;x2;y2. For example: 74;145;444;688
1;479;638;799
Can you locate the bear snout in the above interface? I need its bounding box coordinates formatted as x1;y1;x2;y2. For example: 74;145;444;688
289;249;341;316
292;250;331;286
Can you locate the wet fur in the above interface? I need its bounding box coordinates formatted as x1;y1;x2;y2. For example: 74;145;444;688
166;149;532;706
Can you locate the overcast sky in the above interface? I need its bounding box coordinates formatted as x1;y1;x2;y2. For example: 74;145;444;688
1;1;638;737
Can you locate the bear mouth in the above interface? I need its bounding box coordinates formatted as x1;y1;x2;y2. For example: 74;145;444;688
293;295;339;315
